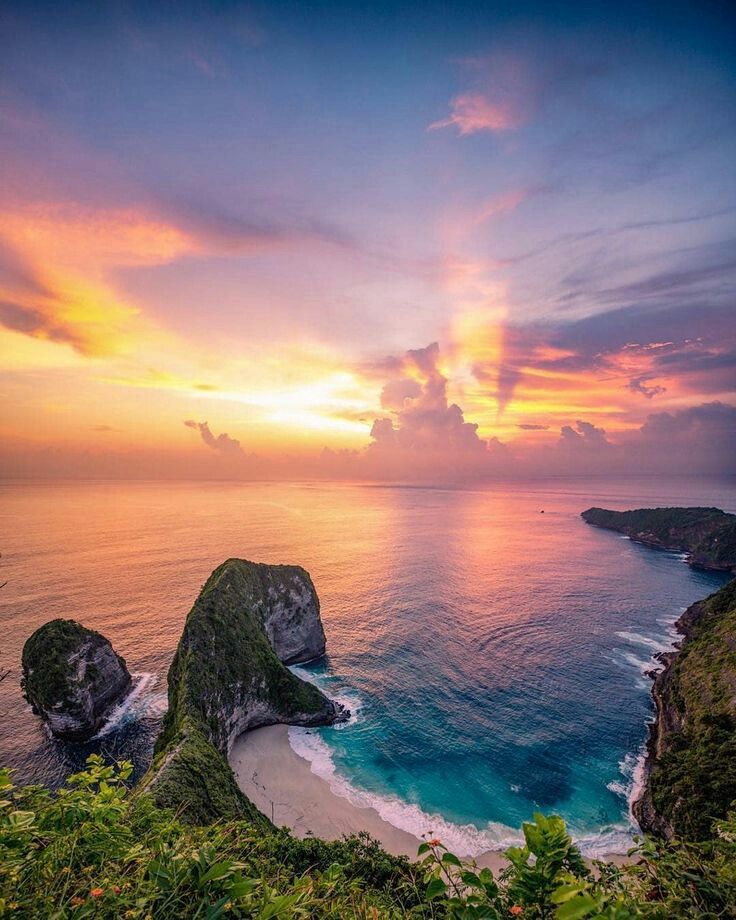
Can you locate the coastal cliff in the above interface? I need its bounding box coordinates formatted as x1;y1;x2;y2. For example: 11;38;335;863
146;558;348;823
21;619;132;742
581;506;736;572
633;577;736;840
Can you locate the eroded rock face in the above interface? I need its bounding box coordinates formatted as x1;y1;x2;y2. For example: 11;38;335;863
260;566;327;664
22;619;132;742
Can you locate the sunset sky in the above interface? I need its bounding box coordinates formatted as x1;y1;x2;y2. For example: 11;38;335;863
1;1;735;480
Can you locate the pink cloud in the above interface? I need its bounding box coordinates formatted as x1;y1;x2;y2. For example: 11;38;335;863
429;93;522;135
472;188;531;223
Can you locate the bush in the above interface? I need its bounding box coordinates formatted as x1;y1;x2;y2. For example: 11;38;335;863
2;757;736;918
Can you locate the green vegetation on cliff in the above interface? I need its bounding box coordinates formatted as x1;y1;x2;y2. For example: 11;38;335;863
636;578;736;841
148;559;344;823
581;507;736;571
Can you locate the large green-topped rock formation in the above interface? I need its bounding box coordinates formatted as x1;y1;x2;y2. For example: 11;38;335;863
21;618;132;742
581;506;736;572
633;577;736;840
145;558;348;823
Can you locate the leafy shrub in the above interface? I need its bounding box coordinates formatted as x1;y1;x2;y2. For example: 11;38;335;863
2;757;736;918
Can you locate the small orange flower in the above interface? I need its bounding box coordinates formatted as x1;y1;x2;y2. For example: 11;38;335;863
112;886;121;895
429;838;441;847
71;897;85;908
90;888;104;899
510;907;523;916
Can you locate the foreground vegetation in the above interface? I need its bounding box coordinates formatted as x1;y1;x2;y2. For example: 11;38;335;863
2;755;735;918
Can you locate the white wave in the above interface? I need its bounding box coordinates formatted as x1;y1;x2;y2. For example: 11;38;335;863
626;748;649;825
615;631;671;653
92;672;167;739
573;826;634;859
287;727;634;857
288;665;364;728
288;726;522;855
617;651;656;674
606;744;649;830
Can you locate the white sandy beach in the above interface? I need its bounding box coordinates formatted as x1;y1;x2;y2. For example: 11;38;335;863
229;724;510;871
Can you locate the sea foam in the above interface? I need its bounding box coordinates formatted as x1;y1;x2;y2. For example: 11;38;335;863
93;672;168;739
287;725;524;855
287;724;634;857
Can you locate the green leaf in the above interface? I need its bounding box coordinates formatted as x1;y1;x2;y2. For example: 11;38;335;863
425;876;448;900
417;842;430;855
204;896;231;919
200;861;234;884
552;883;587;904
460;869;481;887
442;851;462;867
555;894;599;920
228;879;257;898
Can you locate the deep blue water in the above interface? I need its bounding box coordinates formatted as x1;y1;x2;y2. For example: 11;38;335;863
0;478;733;853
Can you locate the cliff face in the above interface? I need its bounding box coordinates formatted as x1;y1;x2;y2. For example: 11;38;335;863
21;619;132;742
581;506;736;573
146;558;347;823
632;578;736;840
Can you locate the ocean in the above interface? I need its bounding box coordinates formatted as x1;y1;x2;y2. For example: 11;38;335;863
1;477;733;855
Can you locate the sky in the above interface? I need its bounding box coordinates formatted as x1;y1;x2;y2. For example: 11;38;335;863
1;0;735;481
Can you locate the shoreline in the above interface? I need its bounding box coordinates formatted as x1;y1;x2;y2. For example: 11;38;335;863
229;724;508;871
229;725;631;871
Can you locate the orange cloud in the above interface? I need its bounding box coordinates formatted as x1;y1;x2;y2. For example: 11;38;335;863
429;93;522;135
0;205;196;356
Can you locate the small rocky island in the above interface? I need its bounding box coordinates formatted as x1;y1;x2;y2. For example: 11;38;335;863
21;619;132;741
144;558;348;823
581;506;736;572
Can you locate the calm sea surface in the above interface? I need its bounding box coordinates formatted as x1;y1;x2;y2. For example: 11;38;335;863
1;478;733;854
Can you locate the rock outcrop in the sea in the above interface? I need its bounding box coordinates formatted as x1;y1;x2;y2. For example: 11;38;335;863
632;577;736;841
21;619;132;742
581;506;736;572
145;558;348;824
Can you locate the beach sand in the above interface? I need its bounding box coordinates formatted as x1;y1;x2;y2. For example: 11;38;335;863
230;725;632;874
229;724;509;872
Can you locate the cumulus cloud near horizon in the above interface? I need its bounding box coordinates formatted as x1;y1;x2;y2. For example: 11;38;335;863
184;419;244;456
3;397;734;482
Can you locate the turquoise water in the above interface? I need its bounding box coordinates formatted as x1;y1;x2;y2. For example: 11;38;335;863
0;478;733;853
